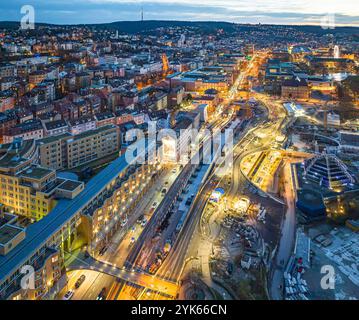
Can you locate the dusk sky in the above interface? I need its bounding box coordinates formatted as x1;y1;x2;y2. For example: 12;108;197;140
0;0;358;26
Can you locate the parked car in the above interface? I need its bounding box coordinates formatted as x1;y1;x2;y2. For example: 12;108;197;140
63;290;74;300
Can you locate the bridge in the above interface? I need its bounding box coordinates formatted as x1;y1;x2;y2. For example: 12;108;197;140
66;255;178;298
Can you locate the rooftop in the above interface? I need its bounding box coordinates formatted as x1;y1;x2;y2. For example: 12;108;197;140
0;138;154;282
57;180;83;192
0;225;24;246
19;166;54;181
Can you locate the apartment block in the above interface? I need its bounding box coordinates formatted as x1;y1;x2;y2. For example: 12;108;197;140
38;125;120;170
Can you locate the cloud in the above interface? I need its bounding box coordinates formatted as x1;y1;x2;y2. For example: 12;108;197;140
0;0;357;26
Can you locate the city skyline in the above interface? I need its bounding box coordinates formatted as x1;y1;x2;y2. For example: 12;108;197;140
0;1;358;305
0;0;358;26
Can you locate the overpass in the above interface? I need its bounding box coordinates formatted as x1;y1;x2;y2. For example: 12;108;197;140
67;255;178;298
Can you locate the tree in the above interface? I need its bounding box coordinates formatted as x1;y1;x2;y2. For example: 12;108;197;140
342;76;359;103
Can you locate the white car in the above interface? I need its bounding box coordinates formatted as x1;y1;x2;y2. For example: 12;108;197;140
63;290;74;300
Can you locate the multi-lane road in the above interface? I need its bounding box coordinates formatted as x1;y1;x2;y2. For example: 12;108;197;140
59;53;279;301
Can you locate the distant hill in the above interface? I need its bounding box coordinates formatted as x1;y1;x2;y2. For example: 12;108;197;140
92;20;238;34
0;20;238;33
0;20;358;35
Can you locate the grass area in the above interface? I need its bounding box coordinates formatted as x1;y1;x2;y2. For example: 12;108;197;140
232;266;269;300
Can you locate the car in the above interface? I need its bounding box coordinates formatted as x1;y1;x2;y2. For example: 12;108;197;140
152;202;158;209
130;237;136;244
161;188;167;194
141;218;148;227
164;181;169;186
137;215;144;224
121;218;128;227
96;287;107;300
63;290;74;300
99;246;108;256
74;275;86;289
172;169;177;174
131;226;136;233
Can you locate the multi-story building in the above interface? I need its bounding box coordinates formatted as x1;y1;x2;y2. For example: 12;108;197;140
43;120;68;137
0;211;63;301
0;139;84;221
0;91;15;112
38;125;120;170
3;119;44;144
281;77;310;100
161;117;194;163
28;71;47;89
0;141;160;300
75;72;91;90
94;111;116;128
0;63;16;78
68;115;96;135
168;66;231;96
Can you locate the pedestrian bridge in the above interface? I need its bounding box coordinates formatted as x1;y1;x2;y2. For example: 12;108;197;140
66;256;178;298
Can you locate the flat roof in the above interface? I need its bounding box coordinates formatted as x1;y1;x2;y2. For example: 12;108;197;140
0;225;23;246
0;139;154;282
57;180;83;192
0;140;35;168
20;167;54;180
38;133;71;145
74;125;116;140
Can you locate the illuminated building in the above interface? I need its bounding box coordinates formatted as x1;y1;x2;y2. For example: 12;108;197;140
283;102;305;117
281;77;309;100
161;118;193;163
28;71;47;89
162;135;177;163
209;188;225;203
168;67;231;97
293;153;359;223
38;125;120;170
0;141;84;222
334;45;340;59
302;154;355;190
0;141;159;300
305;56;356;73
264;60;295;94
